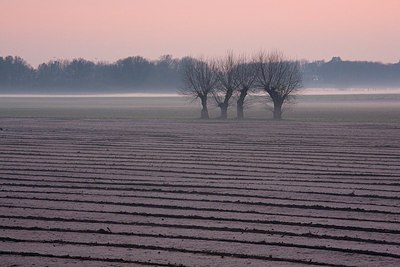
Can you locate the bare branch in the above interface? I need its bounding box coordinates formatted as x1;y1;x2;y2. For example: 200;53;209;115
179;57;218;119
256;51;303;120
212;52;240;119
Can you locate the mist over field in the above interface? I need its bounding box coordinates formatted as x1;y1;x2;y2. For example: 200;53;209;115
0;88;399;123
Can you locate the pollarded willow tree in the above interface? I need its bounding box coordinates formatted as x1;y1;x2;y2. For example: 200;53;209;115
256;51;303;120
235;55;258;120
212;52;239;119
179;57;218;119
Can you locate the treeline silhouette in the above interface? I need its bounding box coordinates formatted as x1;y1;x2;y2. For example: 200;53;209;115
0;55;182;93
1;55;400;93
304;57;400;88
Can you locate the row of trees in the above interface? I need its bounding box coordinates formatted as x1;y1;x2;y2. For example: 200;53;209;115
180;51;302;120
2;55;400;92
0;55;181;91
304;57;400;87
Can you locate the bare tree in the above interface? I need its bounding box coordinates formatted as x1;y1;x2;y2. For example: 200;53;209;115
213;52;239;119
180;57;218;119
235;55;258;119
256;51;302;120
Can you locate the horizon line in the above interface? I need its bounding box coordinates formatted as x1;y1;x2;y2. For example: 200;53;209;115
2;54;400;68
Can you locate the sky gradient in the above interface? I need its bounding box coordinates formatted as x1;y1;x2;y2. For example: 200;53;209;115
1;0;399;66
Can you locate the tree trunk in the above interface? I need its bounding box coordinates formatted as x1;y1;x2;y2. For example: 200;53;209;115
219;105;228;119
237;105;244;120
200;97;209;119
218;88;233;119
236;90;247;120
273;101;283;120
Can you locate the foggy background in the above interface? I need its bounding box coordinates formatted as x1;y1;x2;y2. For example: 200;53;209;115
1;55;400;93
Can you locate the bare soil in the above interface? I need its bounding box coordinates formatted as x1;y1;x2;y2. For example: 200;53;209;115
0;118;399;266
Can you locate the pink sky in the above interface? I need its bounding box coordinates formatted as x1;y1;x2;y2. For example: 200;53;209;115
1;0;399;66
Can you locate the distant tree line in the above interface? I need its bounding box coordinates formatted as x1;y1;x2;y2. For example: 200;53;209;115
304;57;400;88
0;55;182;92
1;54;400;93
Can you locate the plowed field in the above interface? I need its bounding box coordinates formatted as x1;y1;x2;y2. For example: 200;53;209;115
1;119;399;266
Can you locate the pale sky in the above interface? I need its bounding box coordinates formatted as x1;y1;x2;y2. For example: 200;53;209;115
1;0;399;66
